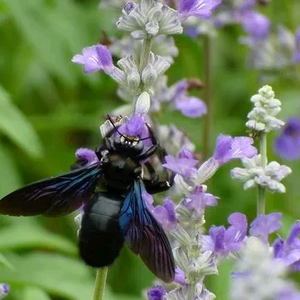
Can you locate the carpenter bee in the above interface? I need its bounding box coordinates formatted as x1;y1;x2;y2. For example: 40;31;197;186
0;116;175;283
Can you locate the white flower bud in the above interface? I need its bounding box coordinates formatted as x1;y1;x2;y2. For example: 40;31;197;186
127;70;141;91
231;168;251;181
135;92;150;115
141;63;158;88
196;158;219;184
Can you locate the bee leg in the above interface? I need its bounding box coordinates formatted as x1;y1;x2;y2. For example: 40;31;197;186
145;162;159;183
137;144;158;161
143;179;171;194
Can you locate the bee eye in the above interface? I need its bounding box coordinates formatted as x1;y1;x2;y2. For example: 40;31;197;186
131;141;138;147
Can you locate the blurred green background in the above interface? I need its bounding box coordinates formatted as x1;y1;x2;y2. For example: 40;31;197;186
0;0;300;299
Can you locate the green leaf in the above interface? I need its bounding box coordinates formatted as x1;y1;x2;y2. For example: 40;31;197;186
0;145;22;198
0;252;14;269
0;86;43;158
23;286;51;300
0;252;94;300
0;219;77;256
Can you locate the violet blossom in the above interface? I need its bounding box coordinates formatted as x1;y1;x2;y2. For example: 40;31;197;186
274;118;300;160
177;0;222;20
201;213;247;258
163;149;199;179
249;212;282;244
72;45;114;74
75;148;99;166
213;135;257;165
147;285;166;300
273;221;300;271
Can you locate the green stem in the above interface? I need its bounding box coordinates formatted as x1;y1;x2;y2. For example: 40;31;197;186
202;35;213;159
139;38;152;72
257;132;267;216
93;267;108;300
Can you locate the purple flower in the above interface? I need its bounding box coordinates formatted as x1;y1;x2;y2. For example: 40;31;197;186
273;221;300;271
174;96;207;118
0;284;9;297
147;285;166;300
241;11;270;39
183;185;218;218
152;198;178;231
213;135;257;165
72;44;114;74
202;212;247;257
170;80;207;118
274;118;300;160
174;267;186;285
178;0;222;20
163;149;199;179
277;289;300;300
293;27;300;63
75;148;99;166
249;213;282;244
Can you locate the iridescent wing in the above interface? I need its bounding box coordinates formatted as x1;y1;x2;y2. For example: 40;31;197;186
0;163;102;217
119;179;175;283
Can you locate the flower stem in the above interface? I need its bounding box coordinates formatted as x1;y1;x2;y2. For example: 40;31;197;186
93;267;108;300
257;132;267;216
202;35;213;159
139;38;152;72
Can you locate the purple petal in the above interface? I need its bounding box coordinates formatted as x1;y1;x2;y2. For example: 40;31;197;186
72;45;114;74
174;267;186;285
175;96;207;118
213;135;257;164
287;221;300;246
273;238;284;258
178;0;222;20
0;284;9;296
241;11;270;39
75;148;99;166
249;213;282;243
274;118;300;160
152;198;178;231
209;226;227;255
163;153;198;179
147;285;166;300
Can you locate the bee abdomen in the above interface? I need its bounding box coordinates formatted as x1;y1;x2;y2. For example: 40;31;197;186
79;192;124;268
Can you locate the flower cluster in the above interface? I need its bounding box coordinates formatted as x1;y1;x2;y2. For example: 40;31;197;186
246;85;284;133
231;155;292;193
146;135;257;300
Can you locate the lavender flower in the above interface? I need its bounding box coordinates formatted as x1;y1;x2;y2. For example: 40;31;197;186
181;185;218;218
117;0;183;39
72;45;114;74
293;28;300;62
213;135;257;165
147;285;166;300
273;221;300;271
249;212;282;243
75;148;99;166
0;284;9;299
163;149;199;179
274;118;300;160
152;198;178;231
177;0;222;20
241;11;270;39
231;237;300;300
201;213;247;258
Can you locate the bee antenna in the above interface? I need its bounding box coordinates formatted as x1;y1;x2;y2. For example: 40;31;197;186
106;115;127;139
140;136;151;141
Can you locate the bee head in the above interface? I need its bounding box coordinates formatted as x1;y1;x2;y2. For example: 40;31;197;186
113;133;144;155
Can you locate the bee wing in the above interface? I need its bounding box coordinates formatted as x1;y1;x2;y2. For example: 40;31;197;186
119;179;175;283
0;163;102;217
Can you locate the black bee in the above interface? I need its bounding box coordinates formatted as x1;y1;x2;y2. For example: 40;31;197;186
0;116;175;283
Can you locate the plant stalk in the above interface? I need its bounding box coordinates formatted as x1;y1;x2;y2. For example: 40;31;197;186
93;267;108;300
202;35;213;159
139;38;152;72
257;132;267;216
